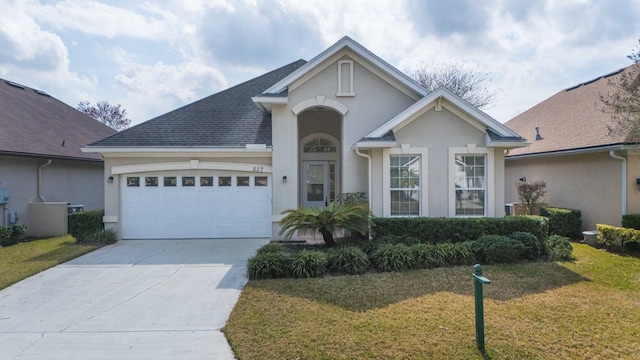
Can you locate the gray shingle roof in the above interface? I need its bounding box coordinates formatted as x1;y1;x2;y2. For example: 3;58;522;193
0;79;117;161
90;60;307;148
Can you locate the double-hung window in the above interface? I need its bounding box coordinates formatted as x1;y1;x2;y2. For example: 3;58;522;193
454;155;486;215
390;155;420;216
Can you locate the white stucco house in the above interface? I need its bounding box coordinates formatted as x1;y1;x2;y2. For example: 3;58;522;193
85;37;528;240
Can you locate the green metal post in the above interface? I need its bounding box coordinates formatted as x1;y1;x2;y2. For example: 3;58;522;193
473;264;491;352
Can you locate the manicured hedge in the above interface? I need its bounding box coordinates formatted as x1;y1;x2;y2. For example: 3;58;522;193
622;214;640;230
540;207;582;239
69;209;104;240
596;224;640;248
371;216;548;244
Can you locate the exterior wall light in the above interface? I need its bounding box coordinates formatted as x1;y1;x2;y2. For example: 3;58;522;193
282;176;287;183
108;176;114;183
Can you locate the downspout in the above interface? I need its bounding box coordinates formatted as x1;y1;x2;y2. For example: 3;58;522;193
37;159;52;202
609;151;627;216
355;147;372;240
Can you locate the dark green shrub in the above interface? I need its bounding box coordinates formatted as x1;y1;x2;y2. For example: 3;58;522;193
69;209;104;240
0;224;27;247
247;252;292;279
596;224;640;248
372;244;415;272
0;226;13;247
256;242;284;255
327;246;370;274
412;243;445;268
371;216;547;244
622;214;640;230
540;207;582;239
545;235;574;261
289;250;328;278
510;231;541;259
375;235;420;246
475;235;526;264
77;229;117;245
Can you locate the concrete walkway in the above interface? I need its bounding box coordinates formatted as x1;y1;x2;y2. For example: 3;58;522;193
0;238;269;360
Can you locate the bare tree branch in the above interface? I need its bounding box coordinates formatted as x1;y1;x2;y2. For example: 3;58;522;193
77;100;131;131
600;39;640;143
410;61;499;109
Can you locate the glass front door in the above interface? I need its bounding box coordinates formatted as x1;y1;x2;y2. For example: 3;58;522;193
303;161;334;207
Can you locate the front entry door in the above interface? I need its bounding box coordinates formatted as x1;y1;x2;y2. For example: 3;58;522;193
303;161;332;207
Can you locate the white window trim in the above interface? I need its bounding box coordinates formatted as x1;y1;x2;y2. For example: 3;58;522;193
337;60;355;97
448;146;494;217
382;146;428;217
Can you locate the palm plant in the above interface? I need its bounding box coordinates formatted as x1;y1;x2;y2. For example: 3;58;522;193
279;203;370;246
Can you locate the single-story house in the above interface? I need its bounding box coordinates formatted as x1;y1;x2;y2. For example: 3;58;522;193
0;78;117;237
85;36;528;240
504;64;640;230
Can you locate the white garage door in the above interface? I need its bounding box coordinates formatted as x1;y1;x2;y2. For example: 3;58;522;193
121;172;271;239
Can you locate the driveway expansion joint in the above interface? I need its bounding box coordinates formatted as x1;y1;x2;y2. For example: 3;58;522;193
59;266;183;333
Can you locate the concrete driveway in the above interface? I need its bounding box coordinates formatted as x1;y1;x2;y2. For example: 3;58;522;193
0;238;268;360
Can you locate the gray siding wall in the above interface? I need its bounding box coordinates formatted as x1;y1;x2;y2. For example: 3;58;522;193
0;156;104;231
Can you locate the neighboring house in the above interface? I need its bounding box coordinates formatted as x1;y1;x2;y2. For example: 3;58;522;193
504;65;639;230
85;36;527;240
0;79;116;236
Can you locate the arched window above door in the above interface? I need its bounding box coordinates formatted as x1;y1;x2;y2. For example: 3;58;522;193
303;138;337;153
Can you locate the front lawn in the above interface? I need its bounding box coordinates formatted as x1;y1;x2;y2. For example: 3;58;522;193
0;235;98;290
225;243;640;359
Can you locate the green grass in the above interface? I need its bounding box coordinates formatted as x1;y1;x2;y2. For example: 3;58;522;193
224;243;640;359
0;235;98;290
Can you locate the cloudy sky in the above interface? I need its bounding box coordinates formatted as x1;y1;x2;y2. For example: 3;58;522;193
2;0;640;126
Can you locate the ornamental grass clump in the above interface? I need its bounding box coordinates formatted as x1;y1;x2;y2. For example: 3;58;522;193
372;243;415;272
289;250;328;278
248;252;292;279
327;246;370;275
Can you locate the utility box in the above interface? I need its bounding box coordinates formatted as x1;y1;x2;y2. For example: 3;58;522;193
0;188;10;204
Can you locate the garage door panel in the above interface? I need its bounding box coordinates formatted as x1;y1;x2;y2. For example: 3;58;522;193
122;173;271;239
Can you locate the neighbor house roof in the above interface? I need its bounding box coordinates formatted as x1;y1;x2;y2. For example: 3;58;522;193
0;79;117;161
505;65;637;158
89;60;307;148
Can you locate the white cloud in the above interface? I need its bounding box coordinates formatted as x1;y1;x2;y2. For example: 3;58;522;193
0;1;68;70
109;47;228;123
27;0;175;40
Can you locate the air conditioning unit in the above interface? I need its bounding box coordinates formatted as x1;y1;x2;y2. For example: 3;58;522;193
505;203;514;216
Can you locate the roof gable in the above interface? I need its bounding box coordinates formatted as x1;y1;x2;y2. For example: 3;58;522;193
89;60;307;148
505;66;634;157
263;36;427;98
359;87;526;147
0;79;116;161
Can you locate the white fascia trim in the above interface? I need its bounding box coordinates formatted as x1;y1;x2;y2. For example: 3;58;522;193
263;36;427;97
111;161;273;175
83;147;272;154
486;135;530;149
448;146;495;217
352;141;398;149
365;87;521;139
505;144;631;160
251;96;288;112
382;146;429;217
